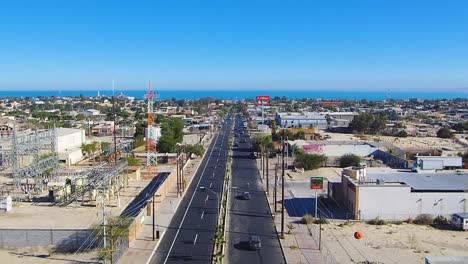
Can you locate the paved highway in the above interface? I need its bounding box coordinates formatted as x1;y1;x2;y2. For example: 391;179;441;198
225;114;285;264
150;116;232;264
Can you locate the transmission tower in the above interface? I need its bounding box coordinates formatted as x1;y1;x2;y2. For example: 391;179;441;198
144;80;158;178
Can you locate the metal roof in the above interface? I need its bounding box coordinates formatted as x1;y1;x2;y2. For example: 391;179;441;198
366;170;468;191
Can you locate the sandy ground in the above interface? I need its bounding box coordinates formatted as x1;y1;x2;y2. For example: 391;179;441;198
319;221;468;264
321;131;466;154
0;178;161;228
0;246;99;264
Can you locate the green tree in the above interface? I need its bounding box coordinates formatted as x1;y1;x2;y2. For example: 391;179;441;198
186;144;205;157
125;156;140;166
271;120;277;134
348;113;374;134
158;134;177;153
295;131;306;140
436;127;454;138
370;115;387;134
339;153;362;168
325;114;332;128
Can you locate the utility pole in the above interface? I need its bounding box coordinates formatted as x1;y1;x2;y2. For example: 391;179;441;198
152;195;155;241
101;194;107;261
274;163;278;212
266;149;269;194
112;80;117;164
109;224;113;264
281;129;285;238
176;146;180;196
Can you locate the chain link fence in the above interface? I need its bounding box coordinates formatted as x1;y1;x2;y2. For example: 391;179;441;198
0;228;93;250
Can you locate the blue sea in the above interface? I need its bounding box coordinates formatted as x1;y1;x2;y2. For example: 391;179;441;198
0;89;466;100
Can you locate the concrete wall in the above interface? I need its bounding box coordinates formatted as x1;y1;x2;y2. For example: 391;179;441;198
408;192;468;217
357;185;412;220
57;129;85;152
58;148;83;165
355;184;468;220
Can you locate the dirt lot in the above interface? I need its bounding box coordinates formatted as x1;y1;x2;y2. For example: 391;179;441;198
0;246;98;264
321;221;468;264
321;131;466;155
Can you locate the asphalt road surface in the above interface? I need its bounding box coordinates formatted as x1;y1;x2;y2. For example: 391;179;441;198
150;116;232;264
226;114;285;264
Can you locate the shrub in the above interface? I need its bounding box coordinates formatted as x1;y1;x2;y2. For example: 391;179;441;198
433;215;449;225
393;220;403;225
368;217;386;225
339;153;362;168
302;214;315;225
395;130;408;138
414;214;433;225
436;127;454;138
407;217;414;224
315;218;330;224
295;153;327;170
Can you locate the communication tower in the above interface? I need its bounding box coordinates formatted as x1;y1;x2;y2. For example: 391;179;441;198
144;81;158;178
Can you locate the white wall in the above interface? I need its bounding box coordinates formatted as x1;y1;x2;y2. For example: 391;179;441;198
57;129;85;151
58;148;83;165
304;144;377;157
408;192;468;217
357;185;412;220
357;185;468;220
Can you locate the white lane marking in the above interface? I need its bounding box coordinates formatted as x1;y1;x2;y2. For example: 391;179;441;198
159;129;222;264
193;233;198;245
209;182;212;188
201;211;204;219
205;195;209;202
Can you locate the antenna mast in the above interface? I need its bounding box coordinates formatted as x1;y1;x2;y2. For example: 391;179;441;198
145;80;158;178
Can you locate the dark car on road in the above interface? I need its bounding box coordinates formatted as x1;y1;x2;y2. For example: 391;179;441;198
239;192;251;200
249;235;262;250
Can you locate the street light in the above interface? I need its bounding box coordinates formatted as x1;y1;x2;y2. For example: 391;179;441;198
147;195;160;240
199;187;220;215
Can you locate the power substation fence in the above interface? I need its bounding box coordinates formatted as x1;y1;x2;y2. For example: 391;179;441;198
112;237;129;263
0;229;93;249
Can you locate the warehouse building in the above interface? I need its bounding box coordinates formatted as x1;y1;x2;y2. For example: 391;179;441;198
57;128;86;165
332;167;468;220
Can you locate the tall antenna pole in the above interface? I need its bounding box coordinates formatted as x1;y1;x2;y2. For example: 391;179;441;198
145;80;158;178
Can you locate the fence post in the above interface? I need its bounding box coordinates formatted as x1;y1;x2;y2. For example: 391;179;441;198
50;229;54;245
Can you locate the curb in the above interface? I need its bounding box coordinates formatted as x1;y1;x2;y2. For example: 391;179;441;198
259;169;288;264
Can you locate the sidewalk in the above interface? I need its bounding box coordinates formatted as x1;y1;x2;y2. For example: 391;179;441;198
256;158;329;264
118;133;214;264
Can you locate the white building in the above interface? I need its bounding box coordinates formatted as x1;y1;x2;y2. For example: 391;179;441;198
79;109;101;117
57;128;86;165
335;167;468;220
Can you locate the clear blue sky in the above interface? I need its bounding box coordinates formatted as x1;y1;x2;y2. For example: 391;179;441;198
1;0;468;91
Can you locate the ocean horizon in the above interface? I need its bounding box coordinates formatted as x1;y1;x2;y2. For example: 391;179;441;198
0;89;466;100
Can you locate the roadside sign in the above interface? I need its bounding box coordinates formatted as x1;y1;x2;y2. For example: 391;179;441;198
310;176;324;190
255;95;270;101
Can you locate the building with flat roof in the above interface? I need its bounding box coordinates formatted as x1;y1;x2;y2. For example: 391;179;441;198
333;167;468;220
275;111;357;129
57;128;85;165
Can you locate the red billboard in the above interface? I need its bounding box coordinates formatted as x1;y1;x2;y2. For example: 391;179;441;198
255;95;270;101
256;95;270;106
